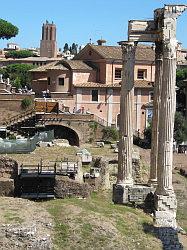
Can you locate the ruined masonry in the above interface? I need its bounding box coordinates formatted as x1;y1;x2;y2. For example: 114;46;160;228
113;4;187;228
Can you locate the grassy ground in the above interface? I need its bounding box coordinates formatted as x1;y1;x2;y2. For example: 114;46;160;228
44;191;162;250
2;143;116;166
1;143;187;249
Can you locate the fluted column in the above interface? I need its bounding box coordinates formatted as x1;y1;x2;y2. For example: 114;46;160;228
156;39;177;196
117;41;136;186
149;42;163;186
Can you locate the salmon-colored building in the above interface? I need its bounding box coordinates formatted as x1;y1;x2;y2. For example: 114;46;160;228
30;43;156;133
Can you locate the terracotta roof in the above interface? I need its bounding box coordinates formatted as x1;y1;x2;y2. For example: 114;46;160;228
29;61;60;72
77;44;155;62
73;82;120;88
62;60;93;70
74;80;153;89
47;64;68;70
30;60;92;72
134;80;153;88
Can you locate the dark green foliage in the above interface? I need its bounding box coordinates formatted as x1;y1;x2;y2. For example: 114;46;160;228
89;122;98;133
63;43;69;52
12;77;22;90
5;50;35;59
71;43;78;55
143;112;187;145
8;134;16;140
102;126;119;141
174;112;187;144
0;19;18;39
176;68;187;115
0;64;35;88
143;124;152;147
21;98;33;110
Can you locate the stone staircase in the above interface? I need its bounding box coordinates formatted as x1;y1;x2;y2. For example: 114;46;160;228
3;109;36;137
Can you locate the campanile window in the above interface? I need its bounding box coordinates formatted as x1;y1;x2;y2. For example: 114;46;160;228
58;78;64;86
137;69;147;79
115;68;122;79
91;89;98;102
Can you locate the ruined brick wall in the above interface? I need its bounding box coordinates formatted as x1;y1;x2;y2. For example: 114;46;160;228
0;157;18;196
55;176;91;198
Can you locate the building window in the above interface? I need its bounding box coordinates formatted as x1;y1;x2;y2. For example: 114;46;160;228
91;89;98;102
47;77;50;85
137;69;147;79
149;91;154;101
115;68;122;79
59;78;64;86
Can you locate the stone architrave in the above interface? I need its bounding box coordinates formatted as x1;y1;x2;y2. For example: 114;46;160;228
113;41;136;204
148;41;163;186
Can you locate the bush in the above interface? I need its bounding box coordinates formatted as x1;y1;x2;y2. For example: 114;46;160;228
12;77;22;90
102;126;119;142
21;98;32;110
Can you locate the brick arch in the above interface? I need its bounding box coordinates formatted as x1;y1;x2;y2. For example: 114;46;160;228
45;123;81;146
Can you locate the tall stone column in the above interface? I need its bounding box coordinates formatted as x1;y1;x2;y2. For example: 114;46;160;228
113;41;136;204
154;39;178;227
148;42;163;186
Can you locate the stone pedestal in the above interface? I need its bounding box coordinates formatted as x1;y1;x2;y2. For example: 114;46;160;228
113;183;129;204
154;193;177;228
113;41;136;204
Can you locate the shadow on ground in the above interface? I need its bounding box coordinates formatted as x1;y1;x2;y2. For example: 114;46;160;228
143;223;184;250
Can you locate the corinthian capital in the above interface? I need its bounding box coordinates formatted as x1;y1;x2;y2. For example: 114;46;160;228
118;41;137;61
164;5;187;19
163;39;177;59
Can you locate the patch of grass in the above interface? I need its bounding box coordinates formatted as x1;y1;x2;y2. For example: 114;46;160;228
54;222;69;245
4;212;24;224
45;191;162;250
81;222;93;237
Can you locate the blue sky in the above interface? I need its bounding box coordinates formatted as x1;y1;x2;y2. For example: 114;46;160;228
0;0;187;49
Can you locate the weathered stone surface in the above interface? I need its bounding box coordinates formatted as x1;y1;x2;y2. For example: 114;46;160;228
0;178;14;196
92;157;110;190
117;41;136;188
0;157;18;179
55;176;91;198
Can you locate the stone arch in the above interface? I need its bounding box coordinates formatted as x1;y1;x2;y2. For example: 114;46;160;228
46;124;80;146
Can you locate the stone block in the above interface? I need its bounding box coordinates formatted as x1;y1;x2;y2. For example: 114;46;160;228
112;184;129;204
154;210;177;228
55;176;91;198
0;178;14;196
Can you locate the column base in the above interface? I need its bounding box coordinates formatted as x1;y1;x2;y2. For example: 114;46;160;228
154;193;177;228
112;183;131;204
147;178;157;187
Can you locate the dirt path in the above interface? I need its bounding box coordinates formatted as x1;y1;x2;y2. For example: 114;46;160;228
0;197;53;249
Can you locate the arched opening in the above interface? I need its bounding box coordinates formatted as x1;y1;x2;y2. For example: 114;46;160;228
46;125;79;146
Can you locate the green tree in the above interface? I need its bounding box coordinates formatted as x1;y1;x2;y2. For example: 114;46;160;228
12;77;22;90
0;64;35;88
176;68;187;115
5;50;35;59
143;112;187;145
102;126;119;142
21;97;33;110
0;19;18;39
71;43;78;55
63;43;69;52
174;111;187;144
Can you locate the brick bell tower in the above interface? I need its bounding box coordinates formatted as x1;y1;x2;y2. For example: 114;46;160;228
40;21;57;58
